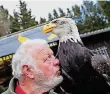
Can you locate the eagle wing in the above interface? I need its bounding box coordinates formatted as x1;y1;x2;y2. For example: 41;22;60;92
91;54;110;82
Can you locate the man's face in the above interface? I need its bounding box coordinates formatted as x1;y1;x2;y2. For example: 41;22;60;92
31;45;63;90
32;45;60;77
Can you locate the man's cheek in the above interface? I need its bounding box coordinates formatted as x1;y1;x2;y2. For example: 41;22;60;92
38;64;54;76
44;66;54;76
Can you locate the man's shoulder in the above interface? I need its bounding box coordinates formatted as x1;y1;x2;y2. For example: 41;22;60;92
1;88;15;94
2;89;8;94
2;77;17;94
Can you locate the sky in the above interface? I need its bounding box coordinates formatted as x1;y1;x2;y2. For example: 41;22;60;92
0;0;96;22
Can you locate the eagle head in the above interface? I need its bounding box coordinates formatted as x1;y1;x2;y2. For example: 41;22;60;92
42;17;82;43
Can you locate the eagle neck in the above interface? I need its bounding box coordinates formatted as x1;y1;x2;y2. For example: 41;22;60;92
59;34;80;43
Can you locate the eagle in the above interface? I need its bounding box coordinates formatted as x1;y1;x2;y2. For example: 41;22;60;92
42;17;110;94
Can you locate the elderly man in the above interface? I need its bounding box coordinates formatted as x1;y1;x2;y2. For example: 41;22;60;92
2;39;63;94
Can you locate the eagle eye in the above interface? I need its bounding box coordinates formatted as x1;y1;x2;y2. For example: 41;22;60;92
61;21;66;24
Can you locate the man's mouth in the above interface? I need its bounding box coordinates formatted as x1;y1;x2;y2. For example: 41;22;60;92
56;70;61;76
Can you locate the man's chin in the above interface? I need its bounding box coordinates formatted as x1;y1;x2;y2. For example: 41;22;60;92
45;76;63;92
49;75;63;88
34;72;63;92
56;75;63;84
38;75;63;93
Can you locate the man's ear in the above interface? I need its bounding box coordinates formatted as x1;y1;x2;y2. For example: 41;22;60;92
22;65;35;79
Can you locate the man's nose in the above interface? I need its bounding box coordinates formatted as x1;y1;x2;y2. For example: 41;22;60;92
53;58;60;66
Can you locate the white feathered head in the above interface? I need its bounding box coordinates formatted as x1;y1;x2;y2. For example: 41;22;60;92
42;17;82;43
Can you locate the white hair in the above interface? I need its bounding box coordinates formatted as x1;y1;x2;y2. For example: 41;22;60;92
12;39;48;80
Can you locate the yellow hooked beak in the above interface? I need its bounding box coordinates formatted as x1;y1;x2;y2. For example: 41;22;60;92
42;23;56;33
42;23;58;40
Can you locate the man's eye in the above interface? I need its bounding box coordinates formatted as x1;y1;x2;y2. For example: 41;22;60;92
44;55;50;62
48;55;51;58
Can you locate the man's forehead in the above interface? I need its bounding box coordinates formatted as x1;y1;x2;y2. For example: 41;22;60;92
36;45;49;50
30;45;53;60
31;45;52;55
